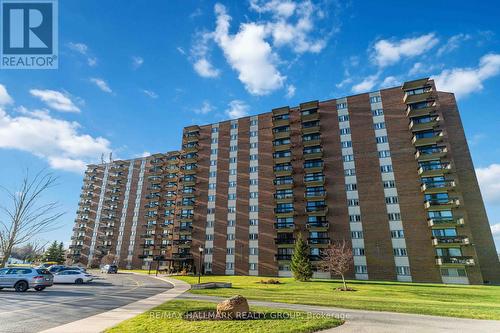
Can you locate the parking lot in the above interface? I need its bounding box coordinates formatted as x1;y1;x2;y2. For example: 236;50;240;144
0;272;172;333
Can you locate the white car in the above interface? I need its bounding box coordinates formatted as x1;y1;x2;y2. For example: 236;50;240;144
53;270;93;284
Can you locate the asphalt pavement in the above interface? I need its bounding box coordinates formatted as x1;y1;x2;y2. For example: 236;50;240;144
0;272;172;333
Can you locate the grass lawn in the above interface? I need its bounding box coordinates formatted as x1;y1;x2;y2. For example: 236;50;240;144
170;275;500;320
106;300;342;333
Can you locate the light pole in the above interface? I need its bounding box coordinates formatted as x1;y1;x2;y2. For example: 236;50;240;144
198;247;204;284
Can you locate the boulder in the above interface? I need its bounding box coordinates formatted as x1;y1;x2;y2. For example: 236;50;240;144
216;295;250;319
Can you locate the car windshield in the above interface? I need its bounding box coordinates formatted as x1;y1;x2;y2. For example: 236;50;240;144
36;269;51;275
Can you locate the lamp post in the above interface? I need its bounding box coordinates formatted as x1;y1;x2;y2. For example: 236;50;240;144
198;247;204;284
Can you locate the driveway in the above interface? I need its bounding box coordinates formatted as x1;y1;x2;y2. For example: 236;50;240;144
0;272;173;333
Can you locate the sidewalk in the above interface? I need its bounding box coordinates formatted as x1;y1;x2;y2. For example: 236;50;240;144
40;275;190;333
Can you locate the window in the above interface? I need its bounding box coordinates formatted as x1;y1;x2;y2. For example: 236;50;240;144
209;171;217;177
211;149;217;155
370;96;382;103
208;195;215;202
226;247;234;254
209;183;216;189
249;219;258;226
228;206;236;213
345;183;357;191
344;168;356;176
226;262;234;270
388;213;401;221
349;215;361;222
250;131;258;137
385;196;399;204
250;142;258;148
250;154;258;160
372;109;384;116
204;247;213;254
351;231;363;238
393;248;407;256
337;102;347;109
338;115;350;122
250;192;258;198
249;205;258;212
228;193;236;200
249;233;258;240
227;233;235;240
380;165;393;173
229;181;237;188
396;266;411;276
374;122;385;129
249;263;258;271
376;136;388;143
440;268;466;277
249;179;258;185
355;265;368;274
230;145;238;152
249;247;258;255
383;180;395;188
249;166;258;173
432;228;457;237
229;157;237;163
378;150;391;158
347;199;359;206
340;127;351;135
343;155;354;162
210;160;217;166
353;248;365;256
391;230;404;238
303;133;321;142
230;169;236;175
227;220;235;226
206;234;213;240
341;141;352;148
212;127;219;133
231;123;238;129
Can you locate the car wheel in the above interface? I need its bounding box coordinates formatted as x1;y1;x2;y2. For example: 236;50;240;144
75;278;84;284
15;281;29;292
34;286;46;291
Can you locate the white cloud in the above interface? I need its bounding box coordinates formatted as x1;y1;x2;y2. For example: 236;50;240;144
491;223;500;237
142;90;158;99
249;0;296;18
90;78;113;94
351;74;379;93
193;101;214;115
29;89;80;113
0;84;14;106
0;97;111;173
134;151;151;158
67;42;97;67
476;164;500;205
132;56;144;69
372;33;439;67
433;53;500;98
193;58;220;78
225;100;249;119
285;84;296;98
176;46;186;55
437;33;471;56
213;4;285;95
380;76;401;88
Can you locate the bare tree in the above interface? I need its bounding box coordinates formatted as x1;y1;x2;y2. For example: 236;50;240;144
0;169;64;267
11;240;47;263
320;240;354;290
100;253;116;266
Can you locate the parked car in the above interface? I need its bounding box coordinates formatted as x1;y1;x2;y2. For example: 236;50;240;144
37;262;58;269
53;270;93;284
101;264;118;274
47;265;66;273
0;267;53;292
49;266;87;273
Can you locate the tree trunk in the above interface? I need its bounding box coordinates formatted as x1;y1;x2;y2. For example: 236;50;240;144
341;273;347;290
0;246;12;268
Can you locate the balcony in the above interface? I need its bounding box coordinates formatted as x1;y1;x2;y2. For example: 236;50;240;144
302;124;320;135
140;243;155;248
424;198;460;210
306;205;328;216
303;163;324;173
302;138;321;147
304;191;326;201
412;132;443;146
174;239;192;248
274;180;293;190
273;130;291;140
182;144;199;153
69;244;83;249
182;167;198;175
274;165;293;177
428;217;465;227
409;117;440;132
435;256;475;266
172;253;193;260
404;90;434;104
415;146;448;162
421;181;456;193
275;254;292;261
140;233;155;239
432;236;470;246
406;105;437;118
273;142;292;152
304;176;325;186
306;222;329;231
274;209;295;218
138;254;153;259
274;238;295;246
303;150;323;160
418;164;451;177
273;155;292;164
308;237;330;245
182;155;198;164
274;223;295;232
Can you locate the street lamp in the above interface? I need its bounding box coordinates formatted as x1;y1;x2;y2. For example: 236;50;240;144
198;247;204;284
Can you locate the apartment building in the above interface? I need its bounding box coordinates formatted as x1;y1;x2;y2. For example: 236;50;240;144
68;78;500;285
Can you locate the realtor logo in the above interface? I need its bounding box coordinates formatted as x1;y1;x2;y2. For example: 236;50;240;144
1;0;58;69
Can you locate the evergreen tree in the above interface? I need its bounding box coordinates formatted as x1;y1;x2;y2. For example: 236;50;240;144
290;233;313;282
56;242;65;263
43;241;61;263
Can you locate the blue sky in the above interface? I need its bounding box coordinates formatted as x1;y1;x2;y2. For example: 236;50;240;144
1;0;500;250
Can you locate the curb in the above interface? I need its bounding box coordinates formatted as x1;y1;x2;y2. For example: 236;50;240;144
39;273;190;333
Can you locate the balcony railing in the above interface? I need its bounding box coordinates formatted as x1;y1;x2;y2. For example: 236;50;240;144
424;198;460;209
306;222;329;229
432;236;469;246
274;238;295;244
435;256;475;266
275;254;292;261
308;238;330;245
427;217;464;227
